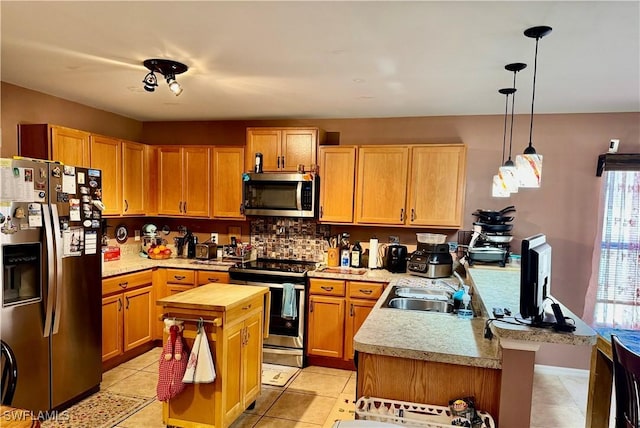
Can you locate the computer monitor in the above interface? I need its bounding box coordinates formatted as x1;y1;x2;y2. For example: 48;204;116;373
520;234;552;326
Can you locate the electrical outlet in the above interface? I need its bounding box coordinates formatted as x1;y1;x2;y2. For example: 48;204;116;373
210;232;219;244
134;230;140;242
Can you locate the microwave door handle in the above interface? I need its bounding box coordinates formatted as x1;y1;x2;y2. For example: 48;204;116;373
51;204;64;335
42;204;55;338
296;182;302;210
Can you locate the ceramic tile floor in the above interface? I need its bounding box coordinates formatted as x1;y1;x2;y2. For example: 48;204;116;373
103;348;595;428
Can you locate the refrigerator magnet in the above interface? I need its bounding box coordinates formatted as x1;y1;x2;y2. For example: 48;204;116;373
77;172;85;185
28;203;43;228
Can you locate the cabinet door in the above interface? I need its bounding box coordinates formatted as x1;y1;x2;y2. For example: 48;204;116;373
307;295;345;358
242;312;263;404
319;146;356;223
246;129;281;172
344;299;375;361
90;135;122;216
281;129;317;172
223;321;244;420
101;295;123;361
183;146;211;217
408;145;467;228
355;146;410;225
213;147;245;219
196;270;230;286
158;146;184;215
51;126;91;167
122;141;146;215
145;145;159;215
123;286;153;351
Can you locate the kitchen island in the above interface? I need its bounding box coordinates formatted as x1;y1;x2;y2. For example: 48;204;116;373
156;283;270;428
353;266;596;428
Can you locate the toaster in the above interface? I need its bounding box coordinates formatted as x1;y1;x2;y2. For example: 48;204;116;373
195;242;218;260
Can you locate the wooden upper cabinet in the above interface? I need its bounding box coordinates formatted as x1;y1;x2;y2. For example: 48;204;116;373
51;126;91;167
145;145;159;216
158;146;211;217
318;146;357;223
213;147;245;219
89;135;122;216
18;124;90;167
281;129;317;172
122;141;146;215
407;144;467;228
355;146;410;225
245;127;319;172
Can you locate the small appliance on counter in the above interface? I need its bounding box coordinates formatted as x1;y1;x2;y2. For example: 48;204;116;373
407;243;453;278
385;243;408;273
195;241;218;260
140;223;165;257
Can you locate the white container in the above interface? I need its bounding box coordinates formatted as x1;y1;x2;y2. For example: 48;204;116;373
416;233;446;244
368;239;379;269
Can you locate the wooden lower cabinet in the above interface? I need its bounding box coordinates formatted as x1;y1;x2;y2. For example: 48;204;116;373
159;288;268;428
356;352;501;425
101;270;153;362
307;279;385;363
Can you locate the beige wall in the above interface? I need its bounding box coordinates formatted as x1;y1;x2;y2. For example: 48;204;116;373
3;81;639;369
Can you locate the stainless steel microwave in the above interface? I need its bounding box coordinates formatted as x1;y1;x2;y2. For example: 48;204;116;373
242;172;319;218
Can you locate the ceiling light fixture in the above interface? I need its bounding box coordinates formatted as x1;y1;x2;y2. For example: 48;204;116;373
516;26;552;188
142;59;188;96
495;87;518;196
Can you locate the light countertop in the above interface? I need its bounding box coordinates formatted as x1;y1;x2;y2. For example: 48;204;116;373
353;265;597;369
102;255;235;278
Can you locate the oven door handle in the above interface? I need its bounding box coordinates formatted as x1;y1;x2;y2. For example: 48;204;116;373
263;291;271;340
243;281;305;291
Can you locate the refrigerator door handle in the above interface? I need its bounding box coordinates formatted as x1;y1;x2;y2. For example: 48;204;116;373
42;204;56;338
51;204;64;335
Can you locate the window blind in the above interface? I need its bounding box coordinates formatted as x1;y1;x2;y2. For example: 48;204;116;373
594;170;640;328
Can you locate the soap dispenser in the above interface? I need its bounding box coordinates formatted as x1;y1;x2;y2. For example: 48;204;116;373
457;286;473;320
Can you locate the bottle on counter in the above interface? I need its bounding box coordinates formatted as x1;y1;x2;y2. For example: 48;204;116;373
457;286;473;320
340;249;350;267
350;241;362;268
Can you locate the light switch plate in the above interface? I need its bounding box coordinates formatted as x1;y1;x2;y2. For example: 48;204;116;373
134;230;140;241
210;232;219;244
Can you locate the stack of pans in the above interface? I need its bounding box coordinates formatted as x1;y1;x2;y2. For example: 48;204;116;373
468;206;515;267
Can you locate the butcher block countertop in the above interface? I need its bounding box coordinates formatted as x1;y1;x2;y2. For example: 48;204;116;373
156;283;268;312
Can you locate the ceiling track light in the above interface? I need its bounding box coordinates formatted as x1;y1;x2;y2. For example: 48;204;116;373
142;59;188;96
516;25;552;188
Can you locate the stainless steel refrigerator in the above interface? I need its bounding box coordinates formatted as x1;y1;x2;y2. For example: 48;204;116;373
1;157;103;413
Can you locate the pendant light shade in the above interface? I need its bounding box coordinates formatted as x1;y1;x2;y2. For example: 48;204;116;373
497;87;518;194
516;26;552;188
492;174;511;198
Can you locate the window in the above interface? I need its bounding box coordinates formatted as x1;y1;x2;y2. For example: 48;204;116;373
592;170;640;329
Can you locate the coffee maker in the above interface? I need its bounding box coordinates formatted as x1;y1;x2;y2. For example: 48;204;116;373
407;243;453;278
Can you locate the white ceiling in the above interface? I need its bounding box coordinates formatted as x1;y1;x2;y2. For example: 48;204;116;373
2;1;639;122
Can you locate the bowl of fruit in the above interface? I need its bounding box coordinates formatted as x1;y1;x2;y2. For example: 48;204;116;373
147;244;172;260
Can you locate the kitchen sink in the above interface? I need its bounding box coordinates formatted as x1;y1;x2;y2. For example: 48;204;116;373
386;297;454;313
381;286;454;313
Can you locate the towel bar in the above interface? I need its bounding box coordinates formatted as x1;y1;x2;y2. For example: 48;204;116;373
159;314;222;327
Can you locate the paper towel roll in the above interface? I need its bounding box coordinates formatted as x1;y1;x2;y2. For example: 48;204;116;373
368;238;378;269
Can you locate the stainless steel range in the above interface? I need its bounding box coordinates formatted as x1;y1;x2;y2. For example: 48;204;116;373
228;259;317;367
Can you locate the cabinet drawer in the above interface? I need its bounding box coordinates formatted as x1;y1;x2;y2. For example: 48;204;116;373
165;269;196;285
102;269;152;296
309;279;346;296
226;295;264;323
167;284;196;296
347;281;384;300
197;270;230;286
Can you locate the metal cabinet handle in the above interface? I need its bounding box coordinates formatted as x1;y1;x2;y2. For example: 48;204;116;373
124;200;129;212
207;278;219;282
184;201;187;213
411;208;415;221
400;208;405;222
125;296;130;310
320;206;323;218
359;289;373;295
282;156;285;169
350;303;354;317
179;201;183;213
321;286;334;292
242;304;252;310
174;275;186;280
310;301;314;312
277;156;281;169
119;281;128;289
118;298;122;311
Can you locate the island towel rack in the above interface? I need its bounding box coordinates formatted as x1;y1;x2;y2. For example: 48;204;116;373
160;314;222;327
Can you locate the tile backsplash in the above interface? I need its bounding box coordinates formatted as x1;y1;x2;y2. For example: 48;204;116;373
250;218;331;261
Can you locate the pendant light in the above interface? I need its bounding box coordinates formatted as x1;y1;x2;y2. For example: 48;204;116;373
499;63;527;194
495;87;518;196
516;26;552;188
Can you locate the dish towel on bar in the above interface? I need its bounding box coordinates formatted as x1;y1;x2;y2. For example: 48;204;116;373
183;319;216;384
282;283;297;320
